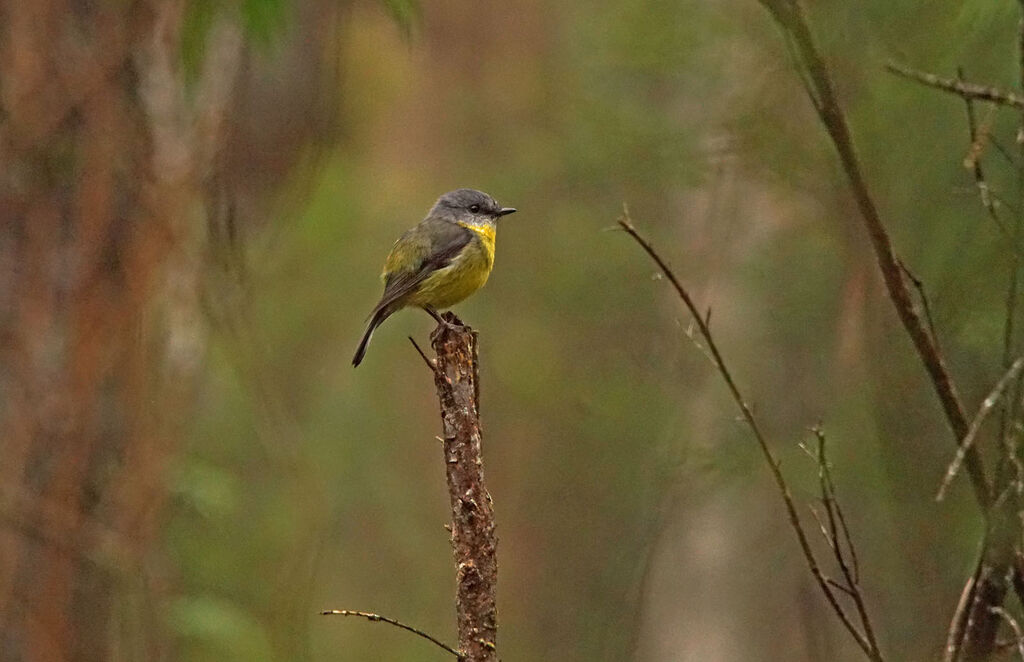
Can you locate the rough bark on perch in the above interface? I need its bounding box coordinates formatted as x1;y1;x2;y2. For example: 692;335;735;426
430;312;498;662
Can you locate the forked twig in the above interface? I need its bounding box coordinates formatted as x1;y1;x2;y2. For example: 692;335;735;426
618;212;884;662
321;609;460;657
959;67;1015;242
811;426;879;651
897;260;941;355
813;426;861;584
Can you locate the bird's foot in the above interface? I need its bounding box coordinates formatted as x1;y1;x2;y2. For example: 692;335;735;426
427;309;464;340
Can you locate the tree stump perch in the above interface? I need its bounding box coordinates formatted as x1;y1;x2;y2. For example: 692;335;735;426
430;312;498;662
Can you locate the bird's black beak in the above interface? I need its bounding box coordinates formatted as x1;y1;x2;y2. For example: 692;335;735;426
496;207;517;217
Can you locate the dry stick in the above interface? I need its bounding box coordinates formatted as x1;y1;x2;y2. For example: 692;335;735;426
757;0;992;511
990;139;1021;171
770;0;1024;651
430;313;498;662
321;610;460;658
937;358;1024;502
990;606;1024;661
898;260;942;357
945;569;980;662
959;68;1016;248
885;62;1024;109
618;215;883;662
814;427;862;586
813;425;878;653
1006;11;1024;471
999;57;1024;460
1002;9;1024;625
762;5;1024;657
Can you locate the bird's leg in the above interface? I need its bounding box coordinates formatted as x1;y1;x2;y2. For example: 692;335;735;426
423;306;460;333
424;305;445;325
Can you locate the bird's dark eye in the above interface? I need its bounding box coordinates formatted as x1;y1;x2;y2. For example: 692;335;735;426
469;204;481;213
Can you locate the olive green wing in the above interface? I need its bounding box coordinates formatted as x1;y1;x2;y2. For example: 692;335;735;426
371;218;472;314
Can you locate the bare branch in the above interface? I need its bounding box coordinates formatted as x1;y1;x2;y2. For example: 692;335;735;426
826;577;858;598
886;62;1024;109
944;567;979;662
897;260;942;356
937;357;1024;501
990;606;1024;660
321;610;460;658
813;426;878;653
618;215;883;662
958;67;1016;244
756;0;992;511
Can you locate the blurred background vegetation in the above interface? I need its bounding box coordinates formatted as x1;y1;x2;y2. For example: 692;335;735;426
3;0;1024;660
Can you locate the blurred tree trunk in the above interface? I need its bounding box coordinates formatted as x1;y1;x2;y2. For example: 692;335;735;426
0;2;242;659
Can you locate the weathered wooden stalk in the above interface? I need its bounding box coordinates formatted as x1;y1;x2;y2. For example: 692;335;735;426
430;313;498;662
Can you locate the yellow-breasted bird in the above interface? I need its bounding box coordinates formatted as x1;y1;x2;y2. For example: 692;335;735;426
352;188;517;366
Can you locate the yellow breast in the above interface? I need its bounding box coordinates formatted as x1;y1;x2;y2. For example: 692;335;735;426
405;223;497;309
460;222;496;267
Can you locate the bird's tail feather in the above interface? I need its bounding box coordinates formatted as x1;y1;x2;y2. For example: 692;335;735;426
352;305;392;367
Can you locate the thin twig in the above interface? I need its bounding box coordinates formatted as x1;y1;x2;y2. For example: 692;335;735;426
807;504;832;547
962;100;995;176
813;427;860;583
991;137;1020;169
937;357;1024;501
958;69;1013;240
321;609;460;658
990;606;1024;660
826;577;858;598
897;260;941;355
1001;13;1024;498
618;213;883;662
409;336;436;371
813;426;878;653
886;61;1024;109
945;565;980;662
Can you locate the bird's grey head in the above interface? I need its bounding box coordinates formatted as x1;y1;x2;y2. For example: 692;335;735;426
429;188;516;225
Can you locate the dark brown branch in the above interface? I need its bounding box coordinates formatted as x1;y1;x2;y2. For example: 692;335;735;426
321;610;460;658
618;215;884;662
885;62;1024;109
430;313;498;662
758;0;992;511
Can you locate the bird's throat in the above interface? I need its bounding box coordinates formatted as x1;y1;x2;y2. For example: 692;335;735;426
458;222;496;259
